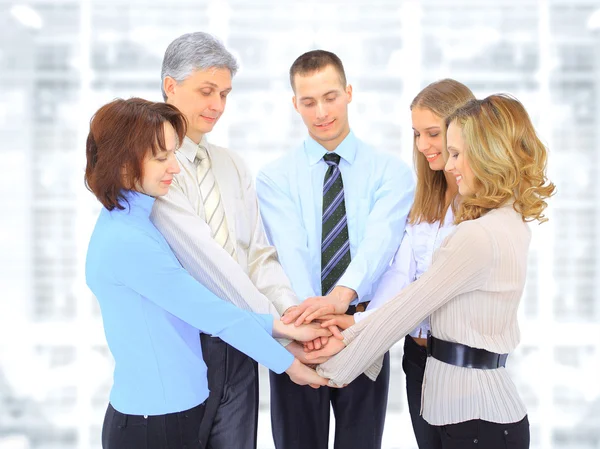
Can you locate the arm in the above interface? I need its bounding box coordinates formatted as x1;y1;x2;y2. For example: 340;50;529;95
336;157;415;300
316;221;494;386
354;228;416;323
256;168;316;300
240;162;299;315
150;178;281;318
111;232;294;374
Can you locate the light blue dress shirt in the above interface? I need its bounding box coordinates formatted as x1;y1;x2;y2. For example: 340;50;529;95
86;190;294;416
256;131;415;304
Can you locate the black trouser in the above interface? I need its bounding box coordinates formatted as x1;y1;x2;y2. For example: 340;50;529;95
402;335;442;449
101;402;206;449
197;334;259;449
269;351;390;449
436;416;530;449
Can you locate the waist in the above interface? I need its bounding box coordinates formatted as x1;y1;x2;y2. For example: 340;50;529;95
346;301;370;316
427;333;508;370
107;399;206;422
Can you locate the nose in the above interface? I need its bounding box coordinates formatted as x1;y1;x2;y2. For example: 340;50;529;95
208;93;225;114
168;153;181;174
416;135;430;153
316;101;328;120
444;157;453;173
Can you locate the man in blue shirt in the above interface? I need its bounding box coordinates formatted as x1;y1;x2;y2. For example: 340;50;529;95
256;50;414;449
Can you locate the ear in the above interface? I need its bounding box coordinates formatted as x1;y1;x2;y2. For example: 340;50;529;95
346;84;353;104
163;76;177;101
292;95;299;113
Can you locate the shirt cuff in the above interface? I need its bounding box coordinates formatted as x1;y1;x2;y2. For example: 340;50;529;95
364;356;384;381
337;266;369;301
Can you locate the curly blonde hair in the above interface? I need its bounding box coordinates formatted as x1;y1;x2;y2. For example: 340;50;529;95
445;94;555;224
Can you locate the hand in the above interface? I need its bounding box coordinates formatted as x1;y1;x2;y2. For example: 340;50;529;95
285;358;329;389
318;314;355;330
286;341;331;365
281;286;357;326
282;305;298;317
305;337;346;361
303;324;344;352
303;336;329;352
273;319;332;342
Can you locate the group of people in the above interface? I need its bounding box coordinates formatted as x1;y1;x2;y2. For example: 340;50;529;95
84;31;555;449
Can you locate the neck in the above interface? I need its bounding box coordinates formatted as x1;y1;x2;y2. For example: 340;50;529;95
313;127;351;152
187;131;204;145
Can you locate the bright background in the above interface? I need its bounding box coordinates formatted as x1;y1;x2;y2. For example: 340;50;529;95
1;1;599;448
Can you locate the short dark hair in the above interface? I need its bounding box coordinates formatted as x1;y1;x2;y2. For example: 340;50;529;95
85;98;187;210
289;50;347;91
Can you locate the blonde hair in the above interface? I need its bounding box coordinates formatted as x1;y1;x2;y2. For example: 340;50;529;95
446;94;556;224
409;79;475;224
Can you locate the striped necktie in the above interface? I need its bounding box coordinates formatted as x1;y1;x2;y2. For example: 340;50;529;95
321;153;351;295
196;144;236;260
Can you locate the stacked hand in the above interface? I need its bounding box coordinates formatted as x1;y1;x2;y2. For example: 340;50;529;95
278;287;358;387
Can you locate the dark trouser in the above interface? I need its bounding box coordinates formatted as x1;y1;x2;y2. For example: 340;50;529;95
436;416;530;449
402;335;442;449
270;351;390;449
101;402;206;449
198;334;259;449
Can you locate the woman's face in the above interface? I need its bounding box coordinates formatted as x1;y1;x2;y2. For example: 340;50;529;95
445;122;476;196
411;107;446;171
138;122;180;197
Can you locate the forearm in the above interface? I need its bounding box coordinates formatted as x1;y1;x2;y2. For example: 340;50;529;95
151;192;280;317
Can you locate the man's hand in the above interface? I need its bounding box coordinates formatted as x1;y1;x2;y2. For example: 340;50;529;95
282;305;299;317
305;337;346;361
281;286;357;326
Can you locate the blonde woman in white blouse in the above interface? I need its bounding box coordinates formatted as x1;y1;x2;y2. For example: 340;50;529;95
309;79;474;449
291;94;555;449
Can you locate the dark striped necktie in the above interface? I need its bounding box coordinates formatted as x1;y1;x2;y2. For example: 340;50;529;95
321;153;351;295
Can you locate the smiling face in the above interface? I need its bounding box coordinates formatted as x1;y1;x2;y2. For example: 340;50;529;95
292;64;352;151
163;67;232;144
137;122;180;197
412;106;447;171
445;122;476;196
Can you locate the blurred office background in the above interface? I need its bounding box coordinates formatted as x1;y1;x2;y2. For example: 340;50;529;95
0;0;599;448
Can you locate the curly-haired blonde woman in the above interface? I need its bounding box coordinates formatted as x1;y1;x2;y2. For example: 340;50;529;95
301;94;555;449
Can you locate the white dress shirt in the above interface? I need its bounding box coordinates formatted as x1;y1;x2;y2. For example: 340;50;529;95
150;136;298;344
355;207;456;343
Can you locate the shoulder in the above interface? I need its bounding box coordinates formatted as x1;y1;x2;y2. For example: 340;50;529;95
356;138;410;172
210;143;249;174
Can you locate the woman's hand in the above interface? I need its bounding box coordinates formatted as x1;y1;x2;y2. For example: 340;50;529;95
273;319;332;342
285;358;329;388
304;337;346;361
286;341;332;365
318;314;355;330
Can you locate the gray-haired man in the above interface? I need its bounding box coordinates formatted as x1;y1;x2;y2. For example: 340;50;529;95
150;32;313;449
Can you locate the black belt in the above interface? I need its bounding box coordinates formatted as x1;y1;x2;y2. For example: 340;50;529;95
346;301;370;316
427;333;508;370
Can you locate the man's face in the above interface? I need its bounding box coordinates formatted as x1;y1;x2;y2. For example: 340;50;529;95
164;68;232;144
292;65;352;151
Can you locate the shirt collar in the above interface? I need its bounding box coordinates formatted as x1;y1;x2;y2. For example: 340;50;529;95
112;190;156;218
178;135;210;163
304;130;357;166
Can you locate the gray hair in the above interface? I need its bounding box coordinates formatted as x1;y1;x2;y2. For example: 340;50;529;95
161;32;239;100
